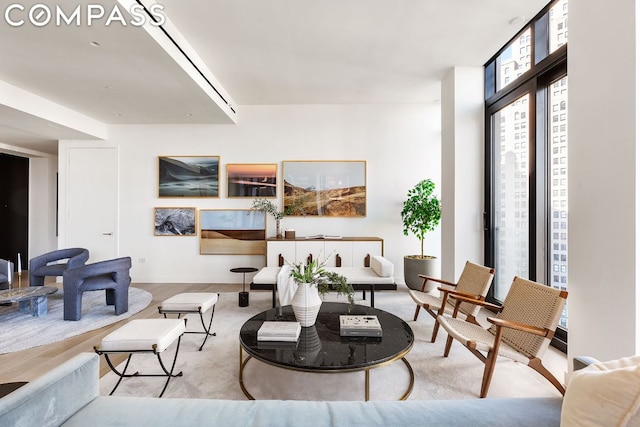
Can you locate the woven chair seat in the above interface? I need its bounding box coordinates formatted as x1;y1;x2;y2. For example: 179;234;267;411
437;316;530;364
408;290;456;314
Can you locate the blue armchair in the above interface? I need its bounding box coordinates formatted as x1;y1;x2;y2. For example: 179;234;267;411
62;256;132;321
0;259;14;290
29;248;89;286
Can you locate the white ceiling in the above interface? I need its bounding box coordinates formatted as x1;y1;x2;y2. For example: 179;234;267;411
0;0;549;155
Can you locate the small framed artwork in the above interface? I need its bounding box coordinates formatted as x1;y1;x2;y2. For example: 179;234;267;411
154;207;197;236
159;156;220;197
200;209;266;255
282;160;366;217
227;163;277;198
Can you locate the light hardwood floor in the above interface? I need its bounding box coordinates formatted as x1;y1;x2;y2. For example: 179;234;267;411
0;281;240;384
0;280;569;386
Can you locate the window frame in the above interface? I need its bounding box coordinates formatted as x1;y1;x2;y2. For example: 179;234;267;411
484;0;568;352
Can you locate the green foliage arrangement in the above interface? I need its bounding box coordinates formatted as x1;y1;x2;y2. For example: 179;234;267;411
289;254;354;304
400;179;442;258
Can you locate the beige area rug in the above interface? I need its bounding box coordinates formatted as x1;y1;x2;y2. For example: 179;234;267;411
0;287;152;354
99;287;563;401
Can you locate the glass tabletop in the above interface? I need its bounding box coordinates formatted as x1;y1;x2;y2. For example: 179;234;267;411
0;286;58;303
239;302;414;372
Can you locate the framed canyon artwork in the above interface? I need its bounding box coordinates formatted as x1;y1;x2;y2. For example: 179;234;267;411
282;160;366;217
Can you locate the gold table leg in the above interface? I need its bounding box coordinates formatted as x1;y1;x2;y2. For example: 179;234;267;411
365;369;370;401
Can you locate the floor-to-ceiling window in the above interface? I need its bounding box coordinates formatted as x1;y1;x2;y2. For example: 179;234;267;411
484;0;568;350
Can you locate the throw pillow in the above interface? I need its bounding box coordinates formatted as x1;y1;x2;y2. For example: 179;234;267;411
371;256;393;278
561;355;640;426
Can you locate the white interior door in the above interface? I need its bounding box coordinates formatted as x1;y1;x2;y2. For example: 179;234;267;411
66;146;118;262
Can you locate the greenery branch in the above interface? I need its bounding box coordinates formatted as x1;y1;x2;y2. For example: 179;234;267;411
250;197;306;220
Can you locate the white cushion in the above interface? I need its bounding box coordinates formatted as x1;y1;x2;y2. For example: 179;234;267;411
561;355;640;427
160;293;218;313
325;267;394;284
252;267;280;284
370;256;394;278
99;319;186;353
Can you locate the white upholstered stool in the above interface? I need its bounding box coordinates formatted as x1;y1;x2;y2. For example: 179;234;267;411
158;292;218;351
94;318;186;397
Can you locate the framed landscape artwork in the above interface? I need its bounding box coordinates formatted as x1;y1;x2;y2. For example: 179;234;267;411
227;163;277;198
154;207;197;236
159;156;220;197
199;209;266;255
282;160;366;217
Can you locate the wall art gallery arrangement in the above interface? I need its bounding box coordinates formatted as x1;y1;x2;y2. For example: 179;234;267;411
154;207;196;236
199;209;266;255
226;163;277;198
283;160;366;217
158;156;220;197
154;158;367;254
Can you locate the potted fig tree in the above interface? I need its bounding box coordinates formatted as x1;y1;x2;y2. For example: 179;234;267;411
401;179;441;291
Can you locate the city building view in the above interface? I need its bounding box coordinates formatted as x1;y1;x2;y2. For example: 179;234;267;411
493;0;568;328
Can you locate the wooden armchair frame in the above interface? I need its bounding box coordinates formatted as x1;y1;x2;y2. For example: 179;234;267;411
409;261;494;343
438;277;567;398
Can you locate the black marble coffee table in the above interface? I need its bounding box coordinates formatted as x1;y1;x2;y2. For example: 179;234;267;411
239;302;414;400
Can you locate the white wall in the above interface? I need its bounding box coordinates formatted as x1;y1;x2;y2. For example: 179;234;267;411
568;0;639;361
29;156;58;260
441;66;485;282
93;104;441;284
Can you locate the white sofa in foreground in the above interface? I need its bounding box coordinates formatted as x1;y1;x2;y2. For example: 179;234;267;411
251;255;397;307
0;352;565;427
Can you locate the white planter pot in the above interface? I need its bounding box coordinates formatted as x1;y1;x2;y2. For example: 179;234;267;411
291;282;322;327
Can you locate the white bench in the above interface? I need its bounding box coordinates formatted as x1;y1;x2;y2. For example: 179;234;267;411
94;318;186;397
158;293;219;351
251;256;396;308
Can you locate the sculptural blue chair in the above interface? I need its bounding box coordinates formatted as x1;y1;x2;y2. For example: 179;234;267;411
29;248;89;286
62;256;132;321
0;259;14;290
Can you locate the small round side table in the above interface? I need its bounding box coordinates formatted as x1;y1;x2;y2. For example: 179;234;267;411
230;267;258;307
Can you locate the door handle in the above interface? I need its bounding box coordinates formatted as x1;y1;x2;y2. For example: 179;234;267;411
102;232;113;236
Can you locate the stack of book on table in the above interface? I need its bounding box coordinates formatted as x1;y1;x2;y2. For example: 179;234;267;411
257;321;301;342
339;315;383;337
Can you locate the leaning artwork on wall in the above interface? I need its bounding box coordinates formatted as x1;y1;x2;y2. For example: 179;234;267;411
159;156;220;197
199;209;266;255
227;163;277;198
282;160;366;217
154;207;196;236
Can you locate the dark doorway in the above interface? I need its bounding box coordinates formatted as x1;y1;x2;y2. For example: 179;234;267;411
0;153;28;273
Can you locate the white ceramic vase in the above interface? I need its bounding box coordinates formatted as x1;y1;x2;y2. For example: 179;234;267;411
291;282;322;327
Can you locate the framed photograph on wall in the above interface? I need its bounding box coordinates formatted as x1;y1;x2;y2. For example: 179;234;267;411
282;160;366;217
154;207;197;236
159;156;220;197
200;209;266;255
227;163;277;198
